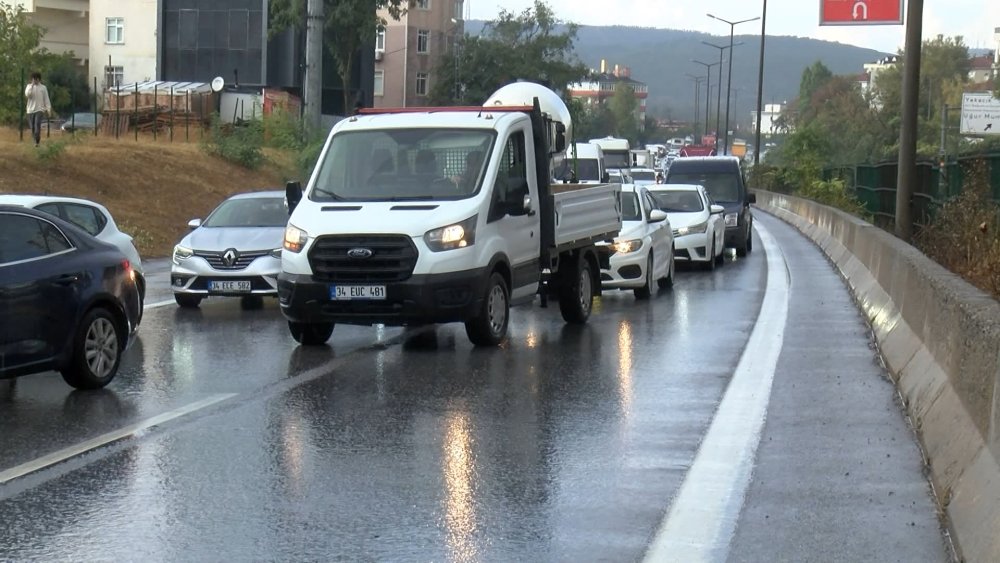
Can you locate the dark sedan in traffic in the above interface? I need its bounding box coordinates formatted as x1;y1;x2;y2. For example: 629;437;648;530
0;205;141;389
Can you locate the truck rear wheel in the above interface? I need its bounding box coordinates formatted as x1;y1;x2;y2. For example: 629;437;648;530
559;254;594;324
289;321;334;346
465;272;509;346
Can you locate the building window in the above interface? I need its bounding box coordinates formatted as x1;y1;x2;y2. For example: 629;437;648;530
105;17;124;44
453;0;464;20
374;70;385;97
416;0;430;9
105;65;124;89
415;72;429;96
376;27;386;52
417;30;430;54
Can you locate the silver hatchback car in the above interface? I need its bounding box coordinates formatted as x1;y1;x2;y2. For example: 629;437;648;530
170;191;287;308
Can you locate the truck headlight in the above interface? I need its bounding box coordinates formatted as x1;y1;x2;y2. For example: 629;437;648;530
677;222;708;236
613;239;642;254
172;245;193;265
284;224;308;253
425;215;477;251
725;213;739;227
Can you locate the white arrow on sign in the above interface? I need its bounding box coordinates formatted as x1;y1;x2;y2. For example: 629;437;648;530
853;1;869;20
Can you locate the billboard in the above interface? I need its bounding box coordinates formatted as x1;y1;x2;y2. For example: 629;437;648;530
820;0;904;26
960;92;1000;136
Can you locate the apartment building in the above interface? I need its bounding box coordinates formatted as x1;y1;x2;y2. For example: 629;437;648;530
13;0;89;64
375;0;465;107
91;0;158;89
568;61;649;129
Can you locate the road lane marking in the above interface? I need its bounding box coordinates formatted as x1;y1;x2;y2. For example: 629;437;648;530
644;222;790;563
144;299;175;310
0;393;236;485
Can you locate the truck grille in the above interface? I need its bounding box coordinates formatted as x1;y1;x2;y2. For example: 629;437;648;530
194;250;269;271
308;235;418;283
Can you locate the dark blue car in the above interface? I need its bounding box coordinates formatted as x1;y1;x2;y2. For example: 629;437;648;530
0;205;141;389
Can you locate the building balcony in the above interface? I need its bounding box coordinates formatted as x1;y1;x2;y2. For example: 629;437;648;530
15;0;88;12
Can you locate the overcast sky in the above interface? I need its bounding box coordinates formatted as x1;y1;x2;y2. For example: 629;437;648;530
468;0;1000;54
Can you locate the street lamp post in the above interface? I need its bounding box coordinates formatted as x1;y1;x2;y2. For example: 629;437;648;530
702;41;741;154
685;74;705;138
692;59;720;140
753;0;768;169
708;13;760;155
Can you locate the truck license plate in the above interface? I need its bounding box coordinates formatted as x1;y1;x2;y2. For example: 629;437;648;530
209;280;252;293
330;285;386;300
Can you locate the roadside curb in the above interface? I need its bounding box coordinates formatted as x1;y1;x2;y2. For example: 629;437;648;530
755;191;1000;563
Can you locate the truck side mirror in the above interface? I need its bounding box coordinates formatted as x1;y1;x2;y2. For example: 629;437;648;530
601;171;610;183
748;192;757;204
286;181;303;215
553;122;567;153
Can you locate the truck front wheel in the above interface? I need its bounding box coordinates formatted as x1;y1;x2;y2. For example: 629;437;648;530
465;272;510;346
559;255;594;324
289;321;335;346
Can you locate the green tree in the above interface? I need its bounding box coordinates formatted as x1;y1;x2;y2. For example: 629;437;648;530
798;60;833;120
0;2;43;124
609;81;639;141
36;51;89;114
428;0;588;105
269;0;406;113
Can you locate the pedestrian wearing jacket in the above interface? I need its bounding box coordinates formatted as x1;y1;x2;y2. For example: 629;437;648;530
24;72;52;147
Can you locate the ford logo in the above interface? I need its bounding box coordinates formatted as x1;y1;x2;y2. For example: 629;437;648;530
347;248;374;259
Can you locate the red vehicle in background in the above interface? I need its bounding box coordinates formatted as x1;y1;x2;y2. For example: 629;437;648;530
679;145;717;157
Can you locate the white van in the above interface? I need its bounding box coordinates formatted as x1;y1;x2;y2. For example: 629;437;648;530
556;142;606;184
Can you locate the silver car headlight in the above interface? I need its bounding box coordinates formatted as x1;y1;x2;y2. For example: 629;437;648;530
676;222;708;236
173;245;193;265
613;239;643;254
725;213;739;227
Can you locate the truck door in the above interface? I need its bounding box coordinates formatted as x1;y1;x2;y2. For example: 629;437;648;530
487;128;539;301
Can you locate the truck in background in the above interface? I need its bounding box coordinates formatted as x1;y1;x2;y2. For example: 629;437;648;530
279;83;623;347
589;136;631;171
556;142;608;184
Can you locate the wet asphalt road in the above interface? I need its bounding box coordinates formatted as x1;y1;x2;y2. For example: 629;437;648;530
0;217;946;561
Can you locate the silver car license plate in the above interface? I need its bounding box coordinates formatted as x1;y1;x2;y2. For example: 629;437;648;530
330;285;386;300
210;280;252;293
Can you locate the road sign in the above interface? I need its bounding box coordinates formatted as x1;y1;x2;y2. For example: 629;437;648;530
960;92;1000;136
819;0;904;26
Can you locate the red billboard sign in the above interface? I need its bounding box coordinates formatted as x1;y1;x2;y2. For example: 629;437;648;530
820;0;904;26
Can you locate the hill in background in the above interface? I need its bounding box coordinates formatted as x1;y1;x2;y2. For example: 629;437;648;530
467;22;888;129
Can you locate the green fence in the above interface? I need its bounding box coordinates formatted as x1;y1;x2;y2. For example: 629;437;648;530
823;153;1000;228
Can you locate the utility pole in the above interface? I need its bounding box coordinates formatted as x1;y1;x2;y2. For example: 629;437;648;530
304;0;324;130
895;0;923;242
702;41;733;154
686;74;705;137
708;14;759;155
692;60;720;140
752;0;768;169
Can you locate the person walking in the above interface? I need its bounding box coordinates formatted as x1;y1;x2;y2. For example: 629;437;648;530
24;71;53;147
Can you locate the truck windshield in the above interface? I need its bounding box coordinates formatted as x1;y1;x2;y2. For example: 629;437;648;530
310;129;496;201
603;150;630;169
555;158;600;182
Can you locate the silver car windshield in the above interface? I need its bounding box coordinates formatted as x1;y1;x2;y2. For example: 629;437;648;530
203;197;288;228
311;129;496;202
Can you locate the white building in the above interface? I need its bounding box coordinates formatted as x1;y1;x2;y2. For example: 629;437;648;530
12;0;89;64
751;103;789;137
89;0;158;89
863;55;900;93
13;0;158;90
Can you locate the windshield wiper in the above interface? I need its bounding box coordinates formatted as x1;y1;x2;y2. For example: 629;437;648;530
311;187;344;200
384;196;440;201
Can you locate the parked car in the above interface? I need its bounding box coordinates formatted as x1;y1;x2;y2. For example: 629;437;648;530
171;191;287;308
665;156;755;256
649;184;726;270
598;185;675;298
60;112;101;132
629;167;659;185
0;205;142;389
0;195;145;301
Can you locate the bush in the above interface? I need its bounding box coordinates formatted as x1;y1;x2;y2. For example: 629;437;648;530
202;115;264;169
34;137;70;164
917;160;1000;298
797;178;870;219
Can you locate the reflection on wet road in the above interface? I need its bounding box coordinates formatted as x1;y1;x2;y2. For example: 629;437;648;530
0;220;945;561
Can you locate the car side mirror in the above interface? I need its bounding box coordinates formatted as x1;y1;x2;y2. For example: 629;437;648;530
710;204;725;215
286;181;303;215
187;218;202;229
748;192;757;204
601;171;611;183
648;209;668;223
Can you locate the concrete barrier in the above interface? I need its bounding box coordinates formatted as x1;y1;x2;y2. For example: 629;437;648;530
756;191;1000;562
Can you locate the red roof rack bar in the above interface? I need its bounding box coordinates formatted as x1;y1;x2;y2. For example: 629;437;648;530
357;105;535;115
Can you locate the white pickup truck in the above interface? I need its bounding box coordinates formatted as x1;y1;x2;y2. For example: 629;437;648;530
278;83;622;346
